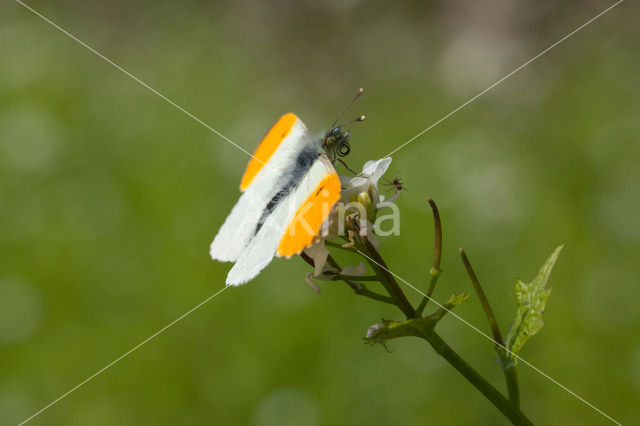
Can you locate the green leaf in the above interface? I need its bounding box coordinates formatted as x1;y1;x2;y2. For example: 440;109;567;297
505;244;564;363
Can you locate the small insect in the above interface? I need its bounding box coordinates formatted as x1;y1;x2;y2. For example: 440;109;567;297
383;171;407;193
210;89;365;286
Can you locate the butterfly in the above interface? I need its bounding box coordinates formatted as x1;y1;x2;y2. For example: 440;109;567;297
210;90;365;286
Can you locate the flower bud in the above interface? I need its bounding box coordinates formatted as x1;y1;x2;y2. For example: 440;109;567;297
357;191;374;223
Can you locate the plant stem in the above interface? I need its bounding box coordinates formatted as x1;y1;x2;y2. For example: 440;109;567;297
416;197;443;316
362;241;416;319
319;205;528;418
459;248;503;344
343;280;395;305
323;254;395;305
502;360;521;407
333;274;380;282
325;254;341;270
459;248;520;407
423;331;532;425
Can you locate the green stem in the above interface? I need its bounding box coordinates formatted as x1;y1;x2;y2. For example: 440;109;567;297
416;197;444;316
459;248;503;343
325;254;342;270
362;241;415;319
324;255;395;305
503;359;521;407
423;331;532;425
343;280;395;305
459;248;520;407
332;274;380;282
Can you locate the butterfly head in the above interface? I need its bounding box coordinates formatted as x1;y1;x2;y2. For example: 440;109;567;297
323;125;353;161
324;88;365;163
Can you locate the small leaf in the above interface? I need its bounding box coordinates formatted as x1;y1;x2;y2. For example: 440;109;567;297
505;244;564;363
432;293;470;322
364;293;469;349
444;293;470;309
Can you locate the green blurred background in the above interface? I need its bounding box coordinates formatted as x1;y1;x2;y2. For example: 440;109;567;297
1;1;639;424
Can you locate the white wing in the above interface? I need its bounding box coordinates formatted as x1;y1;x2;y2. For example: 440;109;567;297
210;114;316;262
226;154;338;286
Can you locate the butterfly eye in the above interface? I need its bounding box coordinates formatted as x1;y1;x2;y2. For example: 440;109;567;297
337;141;351;157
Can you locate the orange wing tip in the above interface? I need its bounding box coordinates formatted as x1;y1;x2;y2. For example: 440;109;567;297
240;113;299;192
277;173;341;258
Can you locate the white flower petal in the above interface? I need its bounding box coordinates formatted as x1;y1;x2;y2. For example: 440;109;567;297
362;160;378;175
370;157;392;183
349;176;369;189
339;175;352;186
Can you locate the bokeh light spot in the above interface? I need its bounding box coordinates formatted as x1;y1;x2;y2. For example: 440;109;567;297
252;389;319;426
0;276;43;344
0;105;62;173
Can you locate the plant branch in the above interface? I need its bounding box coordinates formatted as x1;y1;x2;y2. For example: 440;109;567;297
424;331;532;425
502;361;520;408
333;274;380;282
362;241;416;319
322;254;395;305
344;280;395;304
416;197;443;316
459;248;503;345
366;314;532;425
459;248;520;406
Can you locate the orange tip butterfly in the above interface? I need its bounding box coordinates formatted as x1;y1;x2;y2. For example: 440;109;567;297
210;89;365;286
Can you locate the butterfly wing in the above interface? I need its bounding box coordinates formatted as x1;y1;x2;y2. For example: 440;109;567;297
226;154;341;286
210;113;316;262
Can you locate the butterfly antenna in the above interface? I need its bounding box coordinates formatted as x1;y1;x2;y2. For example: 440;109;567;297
338;115;366;128
332;88;364;128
